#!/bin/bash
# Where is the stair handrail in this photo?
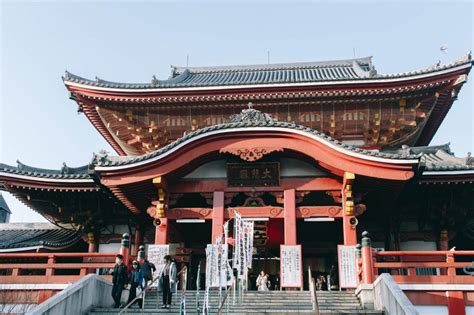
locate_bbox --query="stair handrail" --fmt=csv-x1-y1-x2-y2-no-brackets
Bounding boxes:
308,266,320,315
119,265,187,314
216,277,235,315
179,266,188,314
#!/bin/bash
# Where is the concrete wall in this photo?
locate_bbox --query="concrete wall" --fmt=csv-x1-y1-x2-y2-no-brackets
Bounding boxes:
26,274,127,315
357,273,419,315
373,274,419,315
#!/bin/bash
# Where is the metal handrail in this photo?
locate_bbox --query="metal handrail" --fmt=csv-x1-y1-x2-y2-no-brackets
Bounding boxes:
216,278,234,315
118,273,161,314
119,265,187,314
308,266,320,315
179,266,188,314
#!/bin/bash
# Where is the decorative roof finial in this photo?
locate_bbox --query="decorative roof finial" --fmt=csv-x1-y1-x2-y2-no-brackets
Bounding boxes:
228,105,276,124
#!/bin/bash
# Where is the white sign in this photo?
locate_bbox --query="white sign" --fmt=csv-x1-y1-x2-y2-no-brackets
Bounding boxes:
148,244,169,287
280,245,302,288
206,241,228,288
337,245,357,288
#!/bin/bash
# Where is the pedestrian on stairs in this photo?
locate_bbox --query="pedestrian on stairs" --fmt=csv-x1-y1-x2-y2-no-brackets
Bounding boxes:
111,254,128,308
158,255,177,309
127,260,145,308
141,257,156,287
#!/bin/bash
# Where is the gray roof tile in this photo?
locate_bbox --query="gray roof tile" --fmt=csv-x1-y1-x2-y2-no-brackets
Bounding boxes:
63,54,472,90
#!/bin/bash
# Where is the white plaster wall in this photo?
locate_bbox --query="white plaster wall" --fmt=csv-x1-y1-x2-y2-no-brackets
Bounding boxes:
415,305,448,315
467,306,474,315
98,243,120,253
400,241,437,251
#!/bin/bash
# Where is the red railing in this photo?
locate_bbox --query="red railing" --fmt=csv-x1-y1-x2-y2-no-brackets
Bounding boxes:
0,253,116,284
372,250,474,284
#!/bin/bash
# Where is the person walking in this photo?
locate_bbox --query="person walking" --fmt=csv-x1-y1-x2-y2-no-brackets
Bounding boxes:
111,254,128,308
141,258,156,287
256,270,271,291
158,255,177,309
127,260,145,308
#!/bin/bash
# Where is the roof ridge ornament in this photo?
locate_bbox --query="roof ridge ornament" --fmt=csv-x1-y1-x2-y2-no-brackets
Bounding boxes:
228,103,277,124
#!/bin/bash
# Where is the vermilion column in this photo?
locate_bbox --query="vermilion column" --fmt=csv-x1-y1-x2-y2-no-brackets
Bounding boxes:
155,218,169,244
284,189,297,245
212,191,225,243
133,229,142,256
447,291,466,315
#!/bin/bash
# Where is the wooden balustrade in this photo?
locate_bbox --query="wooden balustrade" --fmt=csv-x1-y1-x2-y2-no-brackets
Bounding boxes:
0,252,116,284
372,250,474,284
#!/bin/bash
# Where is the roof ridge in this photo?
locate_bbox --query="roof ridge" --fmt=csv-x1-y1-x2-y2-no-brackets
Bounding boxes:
171,56,373,74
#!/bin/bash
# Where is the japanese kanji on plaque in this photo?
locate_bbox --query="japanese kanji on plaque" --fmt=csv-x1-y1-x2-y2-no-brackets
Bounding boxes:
227,162,279,187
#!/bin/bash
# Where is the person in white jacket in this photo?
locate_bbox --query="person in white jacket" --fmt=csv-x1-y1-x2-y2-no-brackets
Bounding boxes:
158,255,177,309
256,270,271,291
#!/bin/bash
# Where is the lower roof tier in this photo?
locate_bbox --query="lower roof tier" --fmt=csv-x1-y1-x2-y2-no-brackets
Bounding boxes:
1,108,473,228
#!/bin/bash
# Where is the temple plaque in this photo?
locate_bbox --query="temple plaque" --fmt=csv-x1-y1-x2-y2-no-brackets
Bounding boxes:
227,162,279,187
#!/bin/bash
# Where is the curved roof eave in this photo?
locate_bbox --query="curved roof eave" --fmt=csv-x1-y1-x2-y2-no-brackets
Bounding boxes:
94,124,420,172
63,56,472,94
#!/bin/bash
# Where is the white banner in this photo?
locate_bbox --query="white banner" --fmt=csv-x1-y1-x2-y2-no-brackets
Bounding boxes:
337,245,357,288
243,220,254,269
206,240,228,288
147,244,169,287
280,245,302,288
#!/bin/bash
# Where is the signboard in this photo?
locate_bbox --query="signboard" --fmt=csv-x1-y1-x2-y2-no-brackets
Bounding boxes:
148,244,169,286
206,242,228,288
280,245,302,288
227,162,279,187
337,245,357,288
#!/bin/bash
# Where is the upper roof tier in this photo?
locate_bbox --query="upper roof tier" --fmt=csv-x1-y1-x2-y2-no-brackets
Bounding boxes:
63,54,472,90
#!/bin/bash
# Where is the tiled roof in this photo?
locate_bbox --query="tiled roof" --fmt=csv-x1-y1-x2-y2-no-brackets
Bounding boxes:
0,223,81,252
388,144,474,172
0,193,11,214
63,54,472,90
94,108,421,168
0,161,92,180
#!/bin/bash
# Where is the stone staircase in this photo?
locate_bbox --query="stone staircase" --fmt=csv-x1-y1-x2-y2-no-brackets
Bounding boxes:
89,290,384,314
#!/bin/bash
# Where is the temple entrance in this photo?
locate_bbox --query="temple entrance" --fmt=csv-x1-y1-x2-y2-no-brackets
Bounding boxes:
298,219,342,290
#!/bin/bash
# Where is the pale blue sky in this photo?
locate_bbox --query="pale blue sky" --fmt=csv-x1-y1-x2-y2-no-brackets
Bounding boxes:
1,1,473,222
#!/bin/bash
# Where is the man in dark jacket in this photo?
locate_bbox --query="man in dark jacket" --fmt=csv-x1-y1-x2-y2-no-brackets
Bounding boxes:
111,254,128,308
141,258,156,286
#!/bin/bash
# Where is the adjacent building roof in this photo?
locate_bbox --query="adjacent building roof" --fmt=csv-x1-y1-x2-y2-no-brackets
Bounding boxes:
0,223,81,252
390,143,474,174
0,193,11,214
0,161,92,182
63,54,472,90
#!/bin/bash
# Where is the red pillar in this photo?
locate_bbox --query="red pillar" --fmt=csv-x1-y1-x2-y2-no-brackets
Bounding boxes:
284,189,297,245
155,218,169,244
342,172,357,245
447,291,466,315
86,232,98,274
133,229,142,257
212,191,225,243
439,229,449,275
343,215,357,245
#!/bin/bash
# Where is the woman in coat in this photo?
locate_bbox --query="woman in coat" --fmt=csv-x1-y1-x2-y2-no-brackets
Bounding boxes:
127,260,145,308
158,255,178,309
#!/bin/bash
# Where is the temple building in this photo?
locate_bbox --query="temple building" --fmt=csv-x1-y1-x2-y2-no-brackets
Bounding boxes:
0,54,473,314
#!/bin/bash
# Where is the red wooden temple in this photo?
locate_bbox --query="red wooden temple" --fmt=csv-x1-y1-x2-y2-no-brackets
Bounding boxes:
1,54,474,314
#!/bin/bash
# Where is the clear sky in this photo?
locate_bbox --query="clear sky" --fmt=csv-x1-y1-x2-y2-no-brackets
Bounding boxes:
1,1,473,222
